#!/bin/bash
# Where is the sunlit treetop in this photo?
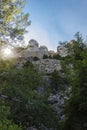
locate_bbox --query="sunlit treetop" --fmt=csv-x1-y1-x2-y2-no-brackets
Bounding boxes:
0,0,31,45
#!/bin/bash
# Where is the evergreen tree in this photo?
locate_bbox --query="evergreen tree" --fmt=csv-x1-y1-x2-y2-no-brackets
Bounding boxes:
0,61,59,129
0,0,30,44
62,33,87,130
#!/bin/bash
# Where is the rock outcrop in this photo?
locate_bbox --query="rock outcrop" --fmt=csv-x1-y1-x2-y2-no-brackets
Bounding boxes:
16,39,75,59
39,45,48,56
32,59,61,74
48,50,55,57
22,39,49,59
57,45,67,57
27,39,39,51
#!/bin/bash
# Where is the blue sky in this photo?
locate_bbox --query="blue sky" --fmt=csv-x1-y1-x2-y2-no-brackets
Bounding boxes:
24,0,87,51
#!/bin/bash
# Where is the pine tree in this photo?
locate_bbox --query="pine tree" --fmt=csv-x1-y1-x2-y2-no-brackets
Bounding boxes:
62,33,87,130
0,0,30,44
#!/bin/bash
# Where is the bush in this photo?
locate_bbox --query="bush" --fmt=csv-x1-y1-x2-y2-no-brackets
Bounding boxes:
0,62,60,129
43,54,49,59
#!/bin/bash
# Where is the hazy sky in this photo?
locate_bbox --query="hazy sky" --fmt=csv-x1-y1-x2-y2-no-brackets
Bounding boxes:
24,0,87,51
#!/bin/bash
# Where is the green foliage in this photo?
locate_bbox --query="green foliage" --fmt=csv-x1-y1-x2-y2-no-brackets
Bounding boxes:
0,0,30,43
0,61,59,129
0,59,16,73
0,100,22,130
62,32,87,130
43,54,49,59
50,70,67,93
53,54,62,60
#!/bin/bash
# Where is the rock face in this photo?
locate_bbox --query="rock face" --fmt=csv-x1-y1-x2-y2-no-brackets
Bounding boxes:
39,45,48,56
48,92,65,113
48,50,55,57
33,59,61,74
27,39,39,51
57,45,67,57
22,39,49,59
17,39,75,59
48,87,70,120
16,58,61,75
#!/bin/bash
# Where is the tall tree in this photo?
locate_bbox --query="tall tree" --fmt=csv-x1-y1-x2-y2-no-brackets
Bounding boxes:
62,33,87,130
0,0,30,44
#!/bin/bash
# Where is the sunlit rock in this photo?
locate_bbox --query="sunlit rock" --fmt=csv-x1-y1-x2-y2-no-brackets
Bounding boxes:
57,45,67,57
48,50,55,57
22,39,49,59
27,39,39,51
39,45,48,57
32,59,61,74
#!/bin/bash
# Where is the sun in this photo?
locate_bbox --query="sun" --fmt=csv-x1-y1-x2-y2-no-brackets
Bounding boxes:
4,48,12,55
0,46,14,59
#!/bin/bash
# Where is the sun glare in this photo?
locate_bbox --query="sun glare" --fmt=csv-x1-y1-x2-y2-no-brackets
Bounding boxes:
0,46,15,59
4,48,12,55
